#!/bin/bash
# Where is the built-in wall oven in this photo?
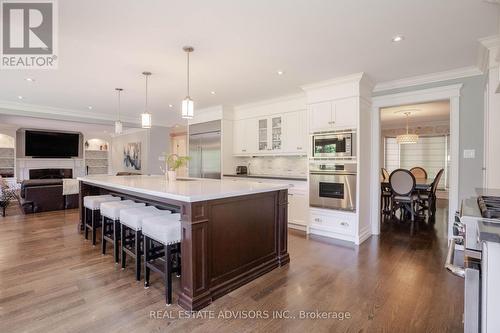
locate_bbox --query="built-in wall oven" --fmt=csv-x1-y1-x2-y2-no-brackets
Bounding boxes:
309,162,356,211
312,130,356,158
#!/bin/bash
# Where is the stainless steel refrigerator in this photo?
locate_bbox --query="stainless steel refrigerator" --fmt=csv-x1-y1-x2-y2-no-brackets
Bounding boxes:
188,120,221,179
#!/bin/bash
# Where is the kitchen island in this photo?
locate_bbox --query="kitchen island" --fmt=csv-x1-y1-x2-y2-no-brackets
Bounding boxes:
78,175,290,311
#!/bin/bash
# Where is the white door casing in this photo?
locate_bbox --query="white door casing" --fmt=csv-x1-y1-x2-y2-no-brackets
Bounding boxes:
370,84,462,239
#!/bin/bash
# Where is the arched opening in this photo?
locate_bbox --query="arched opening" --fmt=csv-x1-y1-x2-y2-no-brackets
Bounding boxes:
0,133,15,178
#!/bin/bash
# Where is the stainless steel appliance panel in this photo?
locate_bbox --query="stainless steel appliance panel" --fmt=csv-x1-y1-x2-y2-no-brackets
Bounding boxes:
309,163,356,211
312,131,356,158
188,121,221,179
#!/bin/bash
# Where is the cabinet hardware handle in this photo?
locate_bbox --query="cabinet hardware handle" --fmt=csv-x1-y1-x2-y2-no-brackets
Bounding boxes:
297,147,302,150
288,193,293,196
341,222,348,227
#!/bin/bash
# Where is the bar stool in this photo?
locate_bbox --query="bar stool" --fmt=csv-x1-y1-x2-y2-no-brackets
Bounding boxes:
142,213,181,305
120,206,171,281
100,200,145,263
83,195,121,245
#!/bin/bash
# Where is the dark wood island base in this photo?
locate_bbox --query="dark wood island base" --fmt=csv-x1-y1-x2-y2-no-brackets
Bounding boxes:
79,181,289,311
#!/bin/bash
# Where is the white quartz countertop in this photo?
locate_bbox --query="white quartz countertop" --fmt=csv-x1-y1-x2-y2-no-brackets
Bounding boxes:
77,175,290,202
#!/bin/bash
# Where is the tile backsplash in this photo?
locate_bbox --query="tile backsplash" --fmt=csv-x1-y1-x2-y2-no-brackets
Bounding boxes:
234,156,307,177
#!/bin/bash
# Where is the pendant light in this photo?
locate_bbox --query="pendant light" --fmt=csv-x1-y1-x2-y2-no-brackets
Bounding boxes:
181,46,194,119
141,71,152,128
396,112,419,144
114,88,123,134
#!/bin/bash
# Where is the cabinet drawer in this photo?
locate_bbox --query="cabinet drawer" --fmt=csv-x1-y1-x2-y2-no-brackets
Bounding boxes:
310,211,354,234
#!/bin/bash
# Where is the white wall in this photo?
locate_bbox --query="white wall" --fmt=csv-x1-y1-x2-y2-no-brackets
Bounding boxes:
110,126,171,175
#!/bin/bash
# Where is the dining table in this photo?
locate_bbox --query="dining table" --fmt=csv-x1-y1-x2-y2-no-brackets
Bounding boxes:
381,177,433,191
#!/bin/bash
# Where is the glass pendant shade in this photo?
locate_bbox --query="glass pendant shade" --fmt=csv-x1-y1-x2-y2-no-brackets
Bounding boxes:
114,120,123,134
141,112,152,128
181,97,194,119
396,112,418,144
396,133,418,144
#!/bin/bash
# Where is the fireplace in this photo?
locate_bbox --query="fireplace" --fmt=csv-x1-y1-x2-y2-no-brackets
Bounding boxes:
29,168,73,179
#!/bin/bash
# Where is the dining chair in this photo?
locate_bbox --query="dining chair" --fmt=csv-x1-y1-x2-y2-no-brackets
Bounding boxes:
418,168,444,218
389,169,418,235
381,168,390,181
410,167,428,180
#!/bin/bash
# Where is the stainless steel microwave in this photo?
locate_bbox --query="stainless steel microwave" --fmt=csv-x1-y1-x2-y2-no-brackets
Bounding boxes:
312,131,355,158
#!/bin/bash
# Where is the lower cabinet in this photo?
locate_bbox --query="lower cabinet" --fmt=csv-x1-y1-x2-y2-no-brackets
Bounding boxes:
287,188,308,231
309,208,356,242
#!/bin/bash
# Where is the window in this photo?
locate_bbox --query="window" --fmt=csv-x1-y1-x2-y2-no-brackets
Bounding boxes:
384,135,449,189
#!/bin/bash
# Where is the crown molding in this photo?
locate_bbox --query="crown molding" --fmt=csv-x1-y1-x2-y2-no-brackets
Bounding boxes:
301,72,365,91
373,67,483,93
234,92,306,111
0,100,171,127
479,35,500,68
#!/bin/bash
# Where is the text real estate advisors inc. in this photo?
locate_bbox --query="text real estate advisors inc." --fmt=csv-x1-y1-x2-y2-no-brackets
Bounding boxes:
149,310,353,320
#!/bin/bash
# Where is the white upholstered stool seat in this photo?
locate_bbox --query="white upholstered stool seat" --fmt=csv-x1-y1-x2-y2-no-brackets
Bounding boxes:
84,195,121,210
142,214,181,245
101,200,145,220
120,206,171,231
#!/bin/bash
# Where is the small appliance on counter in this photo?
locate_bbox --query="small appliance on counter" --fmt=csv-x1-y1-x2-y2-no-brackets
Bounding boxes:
236,166,248,175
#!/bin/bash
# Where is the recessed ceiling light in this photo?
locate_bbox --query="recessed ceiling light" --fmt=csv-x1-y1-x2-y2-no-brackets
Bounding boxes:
210,91,216,95
168,104,173,108
25,78,35,82
87,106,93,110
277,70,284,75
17,96,23,100
392,35,404,42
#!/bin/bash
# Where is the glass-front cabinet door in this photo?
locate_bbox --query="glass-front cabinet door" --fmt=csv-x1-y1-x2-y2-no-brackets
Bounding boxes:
258,119,268,151
257,116,283,153
271,116,282,151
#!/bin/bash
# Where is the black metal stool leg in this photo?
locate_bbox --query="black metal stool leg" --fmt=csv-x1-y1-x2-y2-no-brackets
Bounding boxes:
91,210,97,246
84,208,89,240
144,235,150,288
101,216,107,255
165,244,172,305
135,230,142,281
121,224,126,269
113,220,120,264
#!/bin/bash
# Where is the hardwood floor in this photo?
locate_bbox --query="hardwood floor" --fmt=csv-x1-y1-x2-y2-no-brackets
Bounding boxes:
0,202,463,332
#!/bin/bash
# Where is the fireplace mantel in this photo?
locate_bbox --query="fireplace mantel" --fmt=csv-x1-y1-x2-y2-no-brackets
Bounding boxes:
16,158,85,181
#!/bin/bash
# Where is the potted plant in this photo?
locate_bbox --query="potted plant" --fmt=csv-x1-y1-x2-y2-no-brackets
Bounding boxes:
165,154,190,181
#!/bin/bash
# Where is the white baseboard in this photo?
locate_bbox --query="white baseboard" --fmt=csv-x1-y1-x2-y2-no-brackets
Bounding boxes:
308,223,355,243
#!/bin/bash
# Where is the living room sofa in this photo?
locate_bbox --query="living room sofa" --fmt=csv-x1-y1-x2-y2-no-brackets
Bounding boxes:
19,179,79,214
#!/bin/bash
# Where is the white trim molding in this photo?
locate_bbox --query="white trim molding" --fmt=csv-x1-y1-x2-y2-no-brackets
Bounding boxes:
370,84,462,240
374,67,482,93
0,100,159,127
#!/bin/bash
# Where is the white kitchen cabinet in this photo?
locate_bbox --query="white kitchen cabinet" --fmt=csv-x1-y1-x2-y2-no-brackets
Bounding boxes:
309,207,356,242
309,101,333,132
288,188,308,231
284,110,308,154
308,97,357,133
256,115,283,154
333,97,357,129
233,118,257,155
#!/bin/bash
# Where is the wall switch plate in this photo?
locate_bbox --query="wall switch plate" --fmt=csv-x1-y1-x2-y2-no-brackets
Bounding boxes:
463,149,475,159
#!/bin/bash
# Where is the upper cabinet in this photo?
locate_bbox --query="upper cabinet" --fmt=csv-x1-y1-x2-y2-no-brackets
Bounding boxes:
233,111,307,156
308,97,357,133
284,110,308,154
233,118,257,155
257,115,283,154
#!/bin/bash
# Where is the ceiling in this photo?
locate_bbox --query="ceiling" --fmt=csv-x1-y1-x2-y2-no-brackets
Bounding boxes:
0,0,497,127
380,100,450,127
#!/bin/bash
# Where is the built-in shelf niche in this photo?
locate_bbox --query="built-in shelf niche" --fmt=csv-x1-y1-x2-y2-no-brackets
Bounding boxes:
0,147,15,178
84,139,109,175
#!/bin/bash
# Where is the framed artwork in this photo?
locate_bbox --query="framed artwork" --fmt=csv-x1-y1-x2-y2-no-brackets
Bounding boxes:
123,142,141,170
